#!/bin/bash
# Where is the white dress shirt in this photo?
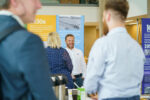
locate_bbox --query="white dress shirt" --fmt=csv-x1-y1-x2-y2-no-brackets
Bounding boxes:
0,10,25,27
66,48,86,77
84,27,145,100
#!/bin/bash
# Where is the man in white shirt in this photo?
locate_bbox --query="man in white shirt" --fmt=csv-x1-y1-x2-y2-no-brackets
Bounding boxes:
84,0,145,100
65,34,86,88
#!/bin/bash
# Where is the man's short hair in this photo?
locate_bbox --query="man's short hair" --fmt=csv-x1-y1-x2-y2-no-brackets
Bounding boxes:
105,0,129,20
65,34,74,40
0,0,10,9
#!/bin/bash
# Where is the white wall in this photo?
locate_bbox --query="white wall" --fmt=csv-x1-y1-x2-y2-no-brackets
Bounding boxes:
37,0,147,22
37,6,98,22
127,0,147,17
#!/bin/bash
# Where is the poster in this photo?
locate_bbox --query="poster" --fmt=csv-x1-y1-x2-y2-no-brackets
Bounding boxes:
27,15,56,42
142,18,150,94
56,15,85,53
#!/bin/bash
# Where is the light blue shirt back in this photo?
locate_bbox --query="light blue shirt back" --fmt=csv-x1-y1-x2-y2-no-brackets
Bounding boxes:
84,27,145,100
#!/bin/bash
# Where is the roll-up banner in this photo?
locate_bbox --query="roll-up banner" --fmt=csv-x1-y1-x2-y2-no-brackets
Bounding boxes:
142,18,150,94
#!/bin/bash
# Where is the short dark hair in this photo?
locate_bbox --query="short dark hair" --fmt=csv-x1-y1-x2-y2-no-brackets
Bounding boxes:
65,34,74,40
105,0,129,20
0,0,10,9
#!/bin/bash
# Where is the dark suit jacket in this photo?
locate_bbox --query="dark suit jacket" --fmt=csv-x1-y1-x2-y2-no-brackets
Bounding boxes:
0,15,57,100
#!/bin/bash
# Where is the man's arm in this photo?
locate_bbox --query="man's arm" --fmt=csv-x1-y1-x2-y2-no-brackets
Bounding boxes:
16,33,57,100
84,38,107,94
63,49,73,73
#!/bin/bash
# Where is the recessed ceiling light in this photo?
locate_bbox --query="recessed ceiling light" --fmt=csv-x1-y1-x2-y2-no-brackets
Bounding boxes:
125,20,134,23
128,23,137,25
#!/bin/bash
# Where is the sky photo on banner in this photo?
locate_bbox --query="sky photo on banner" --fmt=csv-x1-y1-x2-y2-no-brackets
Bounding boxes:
56,15,84,53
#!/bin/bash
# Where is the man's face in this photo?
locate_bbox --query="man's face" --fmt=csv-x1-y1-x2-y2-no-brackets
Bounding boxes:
65,36,74,49
18,0,41,24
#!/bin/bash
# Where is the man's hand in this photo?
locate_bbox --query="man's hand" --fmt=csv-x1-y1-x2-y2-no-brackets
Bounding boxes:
91,95,98,100
71,74,75,79
82,77,84,80
88,93,98,100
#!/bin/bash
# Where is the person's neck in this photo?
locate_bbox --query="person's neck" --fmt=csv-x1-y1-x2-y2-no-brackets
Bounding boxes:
6,9,25,27
108,22,125,32
67,47,74,50
8,8,25,23
8,9,17,16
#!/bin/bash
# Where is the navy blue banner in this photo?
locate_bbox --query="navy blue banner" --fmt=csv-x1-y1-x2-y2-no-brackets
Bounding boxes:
142,18,150,94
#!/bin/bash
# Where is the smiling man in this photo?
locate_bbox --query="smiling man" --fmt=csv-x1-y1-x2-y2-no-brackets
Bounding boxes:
65,34,86,88
0,0,57,100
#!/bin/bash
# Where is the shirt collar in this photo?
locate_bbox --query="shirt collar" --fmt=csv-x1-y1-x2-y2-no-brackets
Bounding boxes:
107,27,127,36
66,47,75,51
0,10,25,27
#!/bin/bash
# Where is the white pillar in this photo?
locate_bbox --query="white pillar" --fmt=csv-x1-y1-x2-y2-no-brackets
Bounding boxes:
99,0,105,37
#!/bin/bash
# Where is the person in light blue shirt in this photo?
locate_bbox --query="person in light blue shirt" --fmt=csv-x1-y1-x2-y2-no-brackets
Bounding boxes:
84,0,145,100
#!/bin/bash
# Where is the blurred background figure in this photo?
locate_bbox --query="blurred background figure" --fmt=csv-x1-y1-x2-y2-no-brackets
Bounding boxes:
46,32,74,89
0,0,57,100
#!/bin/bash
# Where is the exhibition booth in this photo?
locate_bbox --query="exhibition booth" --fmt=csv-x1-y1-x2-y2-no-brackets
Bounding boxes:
25,0,150,99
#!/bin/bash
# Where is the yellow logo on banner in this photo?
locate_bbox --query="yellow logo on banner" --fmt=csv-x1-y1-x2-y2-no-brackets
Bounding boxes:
27,15,56,41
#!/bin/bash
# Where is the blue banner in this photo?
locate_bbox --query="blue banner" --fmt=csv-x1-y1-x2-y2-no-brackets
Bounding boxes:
56,15,84,53
142,18,150,94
